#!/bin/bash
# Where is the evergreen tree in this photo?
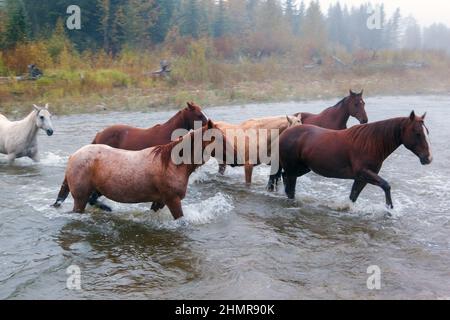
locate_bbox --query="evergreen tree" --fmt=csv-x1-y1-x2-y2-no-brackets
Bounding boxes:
302,1,327,53
180,0,201,38
3,0,29,48
385,8,401,49
293,0,305,36
213,0,227,38
284,0,296,33
403,16,421,50
149,0,177,44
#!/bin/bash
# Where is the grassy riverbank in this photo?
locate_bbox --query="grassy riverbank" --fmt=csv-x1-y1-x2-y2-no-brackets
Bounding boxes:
1,48,450,117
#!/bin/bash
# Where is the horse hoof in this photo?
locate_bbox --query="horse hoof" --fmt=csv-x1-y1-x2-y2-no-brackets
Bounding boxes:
52,201,61,208
99,205,112,212
94,203,112,212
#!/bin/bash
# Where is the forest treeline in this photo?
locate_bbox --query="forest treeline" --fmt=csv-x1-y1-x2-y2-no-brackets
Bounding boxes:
1,1,450,62
1,0,450,115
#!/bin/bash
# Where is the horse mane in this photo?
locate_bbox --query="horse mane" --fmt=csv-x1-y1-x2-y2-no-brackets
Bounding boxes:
346,117,406,158
333,96,347,107
151,130,194,168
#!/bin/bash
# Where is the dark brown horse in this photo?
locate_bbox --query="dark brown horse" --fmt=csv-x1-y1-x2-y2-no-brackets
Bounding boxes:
267,90,368,191
52,120,228,219
52,102,209,210
295,90,368,129
92,101,209,149
279,111,432,208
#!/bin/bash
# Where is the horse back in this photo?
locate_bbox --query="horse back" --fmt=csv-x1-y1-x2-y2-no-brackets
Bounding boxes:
93,124,169,150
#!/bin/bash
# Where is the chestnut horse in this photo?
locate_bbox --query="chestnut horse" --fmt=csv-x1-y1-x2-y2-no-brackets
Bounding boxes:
92,101,209,150
52,120,227,219
294,90,368,129
267,90,368,191
215,115,301,184
279,112,432,208
52,102,208,210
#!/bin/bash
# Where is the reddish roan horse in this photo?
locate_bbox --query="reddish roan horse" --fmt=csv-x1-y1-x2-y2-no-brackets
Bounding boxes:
267,90,368,191
279,111,432,208
53,102,208,210
52,120,228,219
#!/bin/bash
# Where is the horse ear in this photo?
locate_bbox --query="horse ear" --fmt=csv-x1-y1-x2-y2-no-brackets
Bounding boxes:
359,89,364,96
421,112,427,120
44,103,49,109
186,102,195,110
286,115,293,125
33,104,41,112
409,111,416,121
207,119,214,129
349,89,355,96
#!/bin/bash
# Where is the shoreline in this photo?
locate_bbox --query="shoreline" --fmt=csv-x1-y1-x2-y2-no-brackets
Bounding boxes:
1,73,450,117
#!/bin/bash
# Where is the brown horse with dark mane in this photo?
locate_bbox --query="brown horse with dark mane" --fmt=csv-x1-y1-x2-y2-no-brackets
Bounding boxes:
295,90,368,129
279,111,432,208
52,120,228,219
92,101,208,149
267,90,368,191
52,102,209,210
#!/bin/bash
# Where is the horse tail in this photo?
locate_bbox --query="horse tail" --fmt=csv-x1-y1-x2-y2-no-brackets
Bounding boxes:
52,177,70,208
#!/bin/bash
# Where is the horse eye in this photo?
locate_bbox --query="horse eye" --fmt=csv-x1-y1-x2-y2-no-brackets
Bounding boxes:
40,116,44,120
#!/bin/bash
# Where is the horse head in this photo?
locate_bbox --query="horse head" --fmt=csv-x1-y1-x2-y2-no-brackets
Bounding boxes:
346,90,368,124
33,104,54,136
402,111,432,165
182,102,209,130
286,115,302,127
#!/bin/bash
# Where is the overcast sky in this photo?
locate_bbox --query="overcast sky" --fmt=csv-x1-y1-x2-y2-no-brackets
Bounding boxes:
314,0,450,27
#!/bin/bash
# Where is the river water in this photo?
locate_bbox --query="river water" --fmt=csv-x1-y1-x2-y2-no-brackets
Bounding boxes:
0,96,449,299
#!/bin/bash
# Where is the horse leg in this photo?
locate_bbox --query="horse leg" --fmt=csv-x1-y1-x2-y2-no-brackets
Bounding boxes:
7,153,16,165
151,202,166,212
244,163,254,185
29,145,40,162
283,174,298,199
349,180,368,203
165,197,184,220
358,169,393,208
218,164,226,175
71,184,94,213
283,167,310,199
267,166,282,192
88,191,112,212
73,197,89,213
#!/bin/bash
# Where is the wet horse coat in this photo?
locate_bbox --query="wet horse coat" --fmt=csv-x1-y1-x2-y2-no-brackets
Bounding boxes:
215,115,301,184
92,102,209,149
53,120,227,219
294,90,368,129
53,102,209,210
267,90,368,190
0,104,54,164
279,112,432,208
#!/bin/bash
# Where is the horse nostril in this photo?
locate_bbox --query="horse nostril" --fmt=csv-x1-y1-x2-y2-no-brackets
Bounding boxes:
47,129,54,136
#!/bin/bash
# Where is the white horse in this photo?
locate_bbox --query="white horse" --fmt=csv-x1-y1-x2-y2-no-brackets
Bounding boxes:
0,104,54,164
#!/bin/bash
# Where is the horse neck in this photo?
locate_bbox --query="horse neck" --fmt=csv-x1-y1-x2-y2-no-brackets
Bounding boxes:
19,111,39,143
158,129,209,175
321,99,350,129
164,111,188,131
352,118,404,161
